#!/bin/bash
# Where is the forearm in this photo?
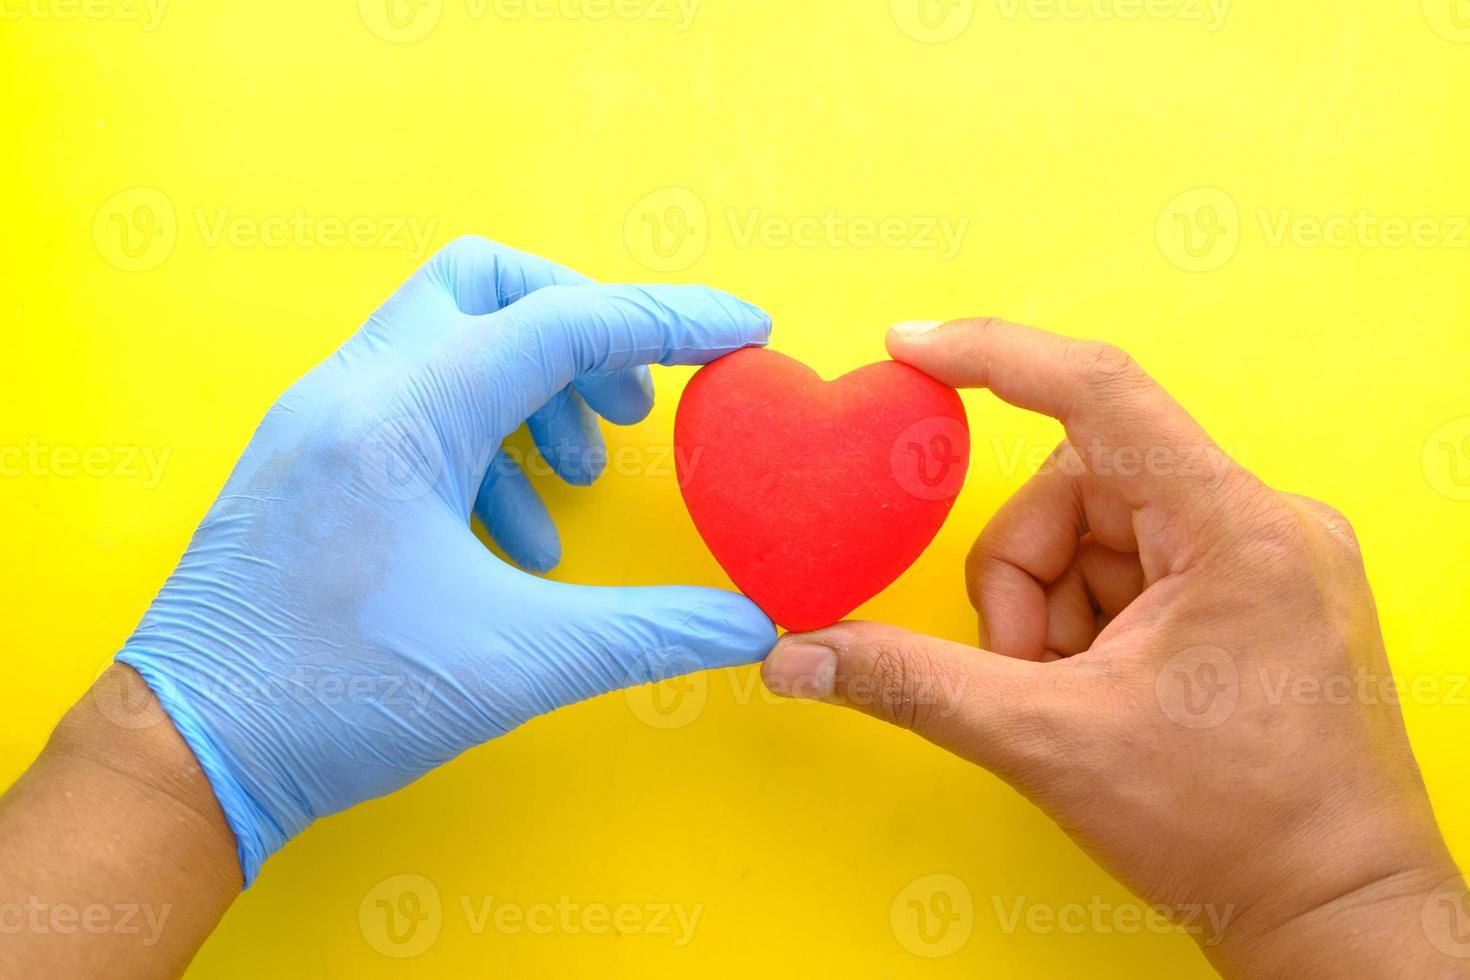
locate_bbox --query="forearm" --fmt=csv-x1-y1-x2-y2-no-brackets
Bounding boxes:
0,665,241,979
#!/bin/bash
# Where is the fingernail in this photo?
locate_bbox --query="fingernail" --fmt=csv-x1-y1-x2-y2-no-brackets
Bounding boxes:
763,641,837,700
891,320,942,336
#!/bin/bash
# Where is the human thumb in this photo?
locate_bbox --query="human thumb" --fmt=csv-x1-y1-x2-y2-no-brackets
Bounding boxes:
761,621,1063,774
516,579,777,711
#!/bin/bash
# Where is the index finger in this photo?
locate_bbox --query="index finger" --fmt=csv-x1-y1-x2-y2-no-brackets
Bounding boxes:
467,283,771,442
886,318,1236,510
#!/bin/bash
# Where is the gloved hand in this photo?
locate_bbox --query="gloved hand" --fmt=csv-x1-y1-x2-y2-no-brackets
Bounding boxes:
117,236,776,886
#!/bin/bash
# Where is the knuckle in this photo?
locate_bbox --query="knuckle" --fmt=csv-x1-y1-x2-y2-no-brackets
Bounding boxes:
964,547,1009,611
1076,340,1142,390
442,233,497,257
520,282,576,310
955,315,1009,335
963,537,988,583
863,640,928,730
1227,497,1318,576
1292,495,1363,557
1327,515,1362,556
956,316,1021,354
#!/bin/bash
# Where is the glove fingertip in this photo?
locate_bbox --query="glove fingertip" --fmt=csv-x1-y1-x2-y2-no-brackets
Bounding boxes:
623,283,772,360
513,536,562,575
698,287,772,347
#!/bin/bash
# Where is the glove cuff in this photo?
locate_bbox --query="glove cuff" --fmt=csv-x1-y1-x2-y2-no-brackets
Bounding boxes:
115,649,285,887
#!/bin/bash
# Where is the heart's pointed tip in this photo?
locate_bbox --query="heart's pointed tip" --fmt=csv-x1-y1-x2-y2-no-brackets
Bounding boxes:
776,617,842,635
761,600,856,636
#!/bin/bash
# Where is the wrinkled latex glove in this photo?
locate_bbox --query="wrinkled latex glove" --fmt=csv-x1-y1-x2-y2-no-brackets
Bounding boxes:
117,237,776,885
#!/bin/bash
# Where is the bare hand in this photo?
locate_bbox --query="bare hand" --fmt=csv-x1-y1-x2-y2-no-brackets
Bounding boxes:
762,317,1465,978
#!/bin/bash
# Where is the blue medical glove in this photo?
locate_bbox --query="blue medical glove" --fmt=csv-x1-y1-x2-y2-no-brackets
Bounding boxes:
116,236,776,885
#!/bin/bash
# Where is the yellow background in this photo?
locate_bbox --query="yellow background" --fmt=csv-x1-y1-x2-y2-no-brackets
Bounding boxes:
4,0,1469,976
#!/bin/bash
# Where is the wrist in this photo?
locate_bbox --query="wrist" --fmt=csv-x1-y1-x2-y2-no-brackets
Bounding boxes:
1207,865,1468,979
47,665,242,893
0,665,241,978
113,643,297,886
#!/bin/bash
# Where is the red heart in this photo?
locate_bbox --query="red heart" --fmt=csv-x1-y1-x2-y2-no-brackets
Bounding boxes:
674,348,970,632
